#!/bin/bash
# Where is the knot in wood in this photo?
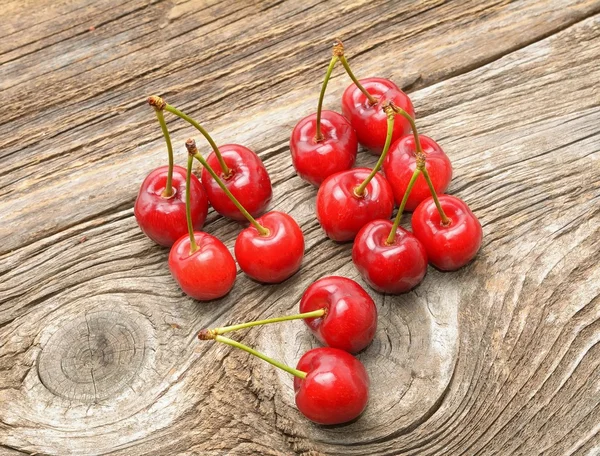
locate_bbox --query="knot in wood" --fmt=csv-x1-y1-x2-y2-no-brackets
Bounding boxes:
37,310,149,403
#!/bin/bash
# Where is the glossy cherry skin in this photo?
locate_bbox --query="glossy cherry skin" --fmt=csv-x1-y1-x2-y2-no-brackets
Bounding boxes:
134,165,209,247
353,220,428,294
294,347,369,425
383,135,453,211
341,78,414,155
300,276,377,353
316,168,394,242
412,195,483,271
234,211,304,283
169,232,237,300
290,110,358,186
201,144,272,221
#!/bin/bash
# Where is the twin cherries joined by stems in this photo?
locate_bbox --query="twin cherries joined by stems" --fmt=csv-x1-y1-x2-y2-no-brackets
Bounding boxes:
198,276,376,425
134,96,272,247
134,96,304,300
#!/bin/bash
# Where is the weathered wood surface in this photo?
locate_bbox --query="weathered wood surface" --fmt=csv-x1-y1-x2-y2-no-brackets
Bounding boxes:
1,0,599,454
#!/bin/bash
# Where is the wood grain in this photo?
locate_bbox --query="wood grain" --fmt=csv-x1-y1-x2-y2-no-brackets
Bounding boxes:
1,1,599,455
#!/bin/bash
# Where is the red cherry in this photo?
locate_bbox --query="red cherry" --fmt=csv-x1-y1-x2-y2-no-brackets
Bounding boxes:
341,78,414,154
316,168,394,242
235,211,304,283
134,165,208,247
412,195,482,271
169,231,236,300
294,347,369,425
299,276,377,353
290,110,358,186
352,220,428,294
383,135,452,211
201,144,272,221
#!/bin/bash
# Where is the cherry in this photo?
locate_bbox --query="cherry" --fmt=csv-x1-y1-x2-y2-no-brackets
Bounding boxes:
412,194,482,271
316,103,400,242
134,165,208,247
290,42,357,186
235,211,304,283
187,139,305,283
353,220,427,293
198,330,369,425
290,111,357,186
294,347,369,425
148,96,272,221
341,76,414,155
135,99,208,246
299,276,377,353
201,144,272,220
383,135,452,211
168,154,236,300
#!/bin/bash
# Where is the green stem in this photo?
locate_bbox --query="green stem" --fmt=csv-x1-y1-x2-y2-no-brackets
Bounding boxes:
185,140,269,235
213,335,307,380
392,106,422,155
185,154,198,253
354,112,395,197
421,167,450,225
315,55,339,141
212,309,326,335
339,55,377,105
164,104,231,177
154,109,175,198
386,168,421,245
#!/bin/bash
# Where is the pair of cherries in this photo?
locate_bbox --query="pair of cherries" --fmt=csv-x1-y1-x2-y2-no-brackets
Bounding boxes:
290,41,482,294
134,96,304,300
199,276,376,425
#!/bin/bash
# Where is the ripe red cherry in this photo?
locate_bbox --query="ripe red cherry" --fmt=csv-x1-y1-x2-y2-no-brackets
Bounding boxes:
235,211,304,283
169,231,236,300
290,110,358,186
341,78,414,154
201,144,272,221
353,220,428,294
412,195,482,271
383,135,452,211
299,276,377,353
134,165,208,247
316,168,394,242
294,347,369,425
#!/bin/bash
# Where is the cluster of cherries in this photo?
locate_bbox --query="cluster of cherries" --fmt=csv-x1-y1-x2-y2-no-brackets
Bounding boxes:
134,95,304,299
133,39,482,426
291,40,482,293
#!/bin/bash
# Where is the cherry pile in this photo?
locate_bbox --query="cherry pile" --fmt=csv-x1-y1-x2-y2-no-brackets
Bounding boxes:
134,39,482,426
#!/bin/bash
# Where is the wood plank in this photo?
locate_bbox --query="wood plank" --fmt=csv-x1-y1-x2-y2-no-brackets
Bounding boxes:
1,0,599,254
1,1,599,455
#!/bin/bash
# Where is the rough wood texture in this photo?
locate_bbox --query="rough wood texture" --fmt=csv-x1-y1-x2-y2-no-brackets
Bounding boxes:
1,1,599,455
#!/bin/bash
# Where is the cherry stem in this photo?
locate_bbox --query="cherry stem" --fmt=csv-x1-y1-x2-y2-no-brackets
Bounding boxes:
390,103,450,225
354,109,395,197
201,334,307,380
185,139,270,236
185,154,198,254
386,167,421,245
149,105,175,198
339,55,377,105
155,98,231,177
315,55,339,141
202,309,326,337
421,167,450,225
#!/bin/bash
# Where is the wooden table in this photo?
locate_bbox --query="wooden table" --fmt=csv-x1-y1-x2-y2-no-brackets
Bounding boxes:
1,1,599,455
